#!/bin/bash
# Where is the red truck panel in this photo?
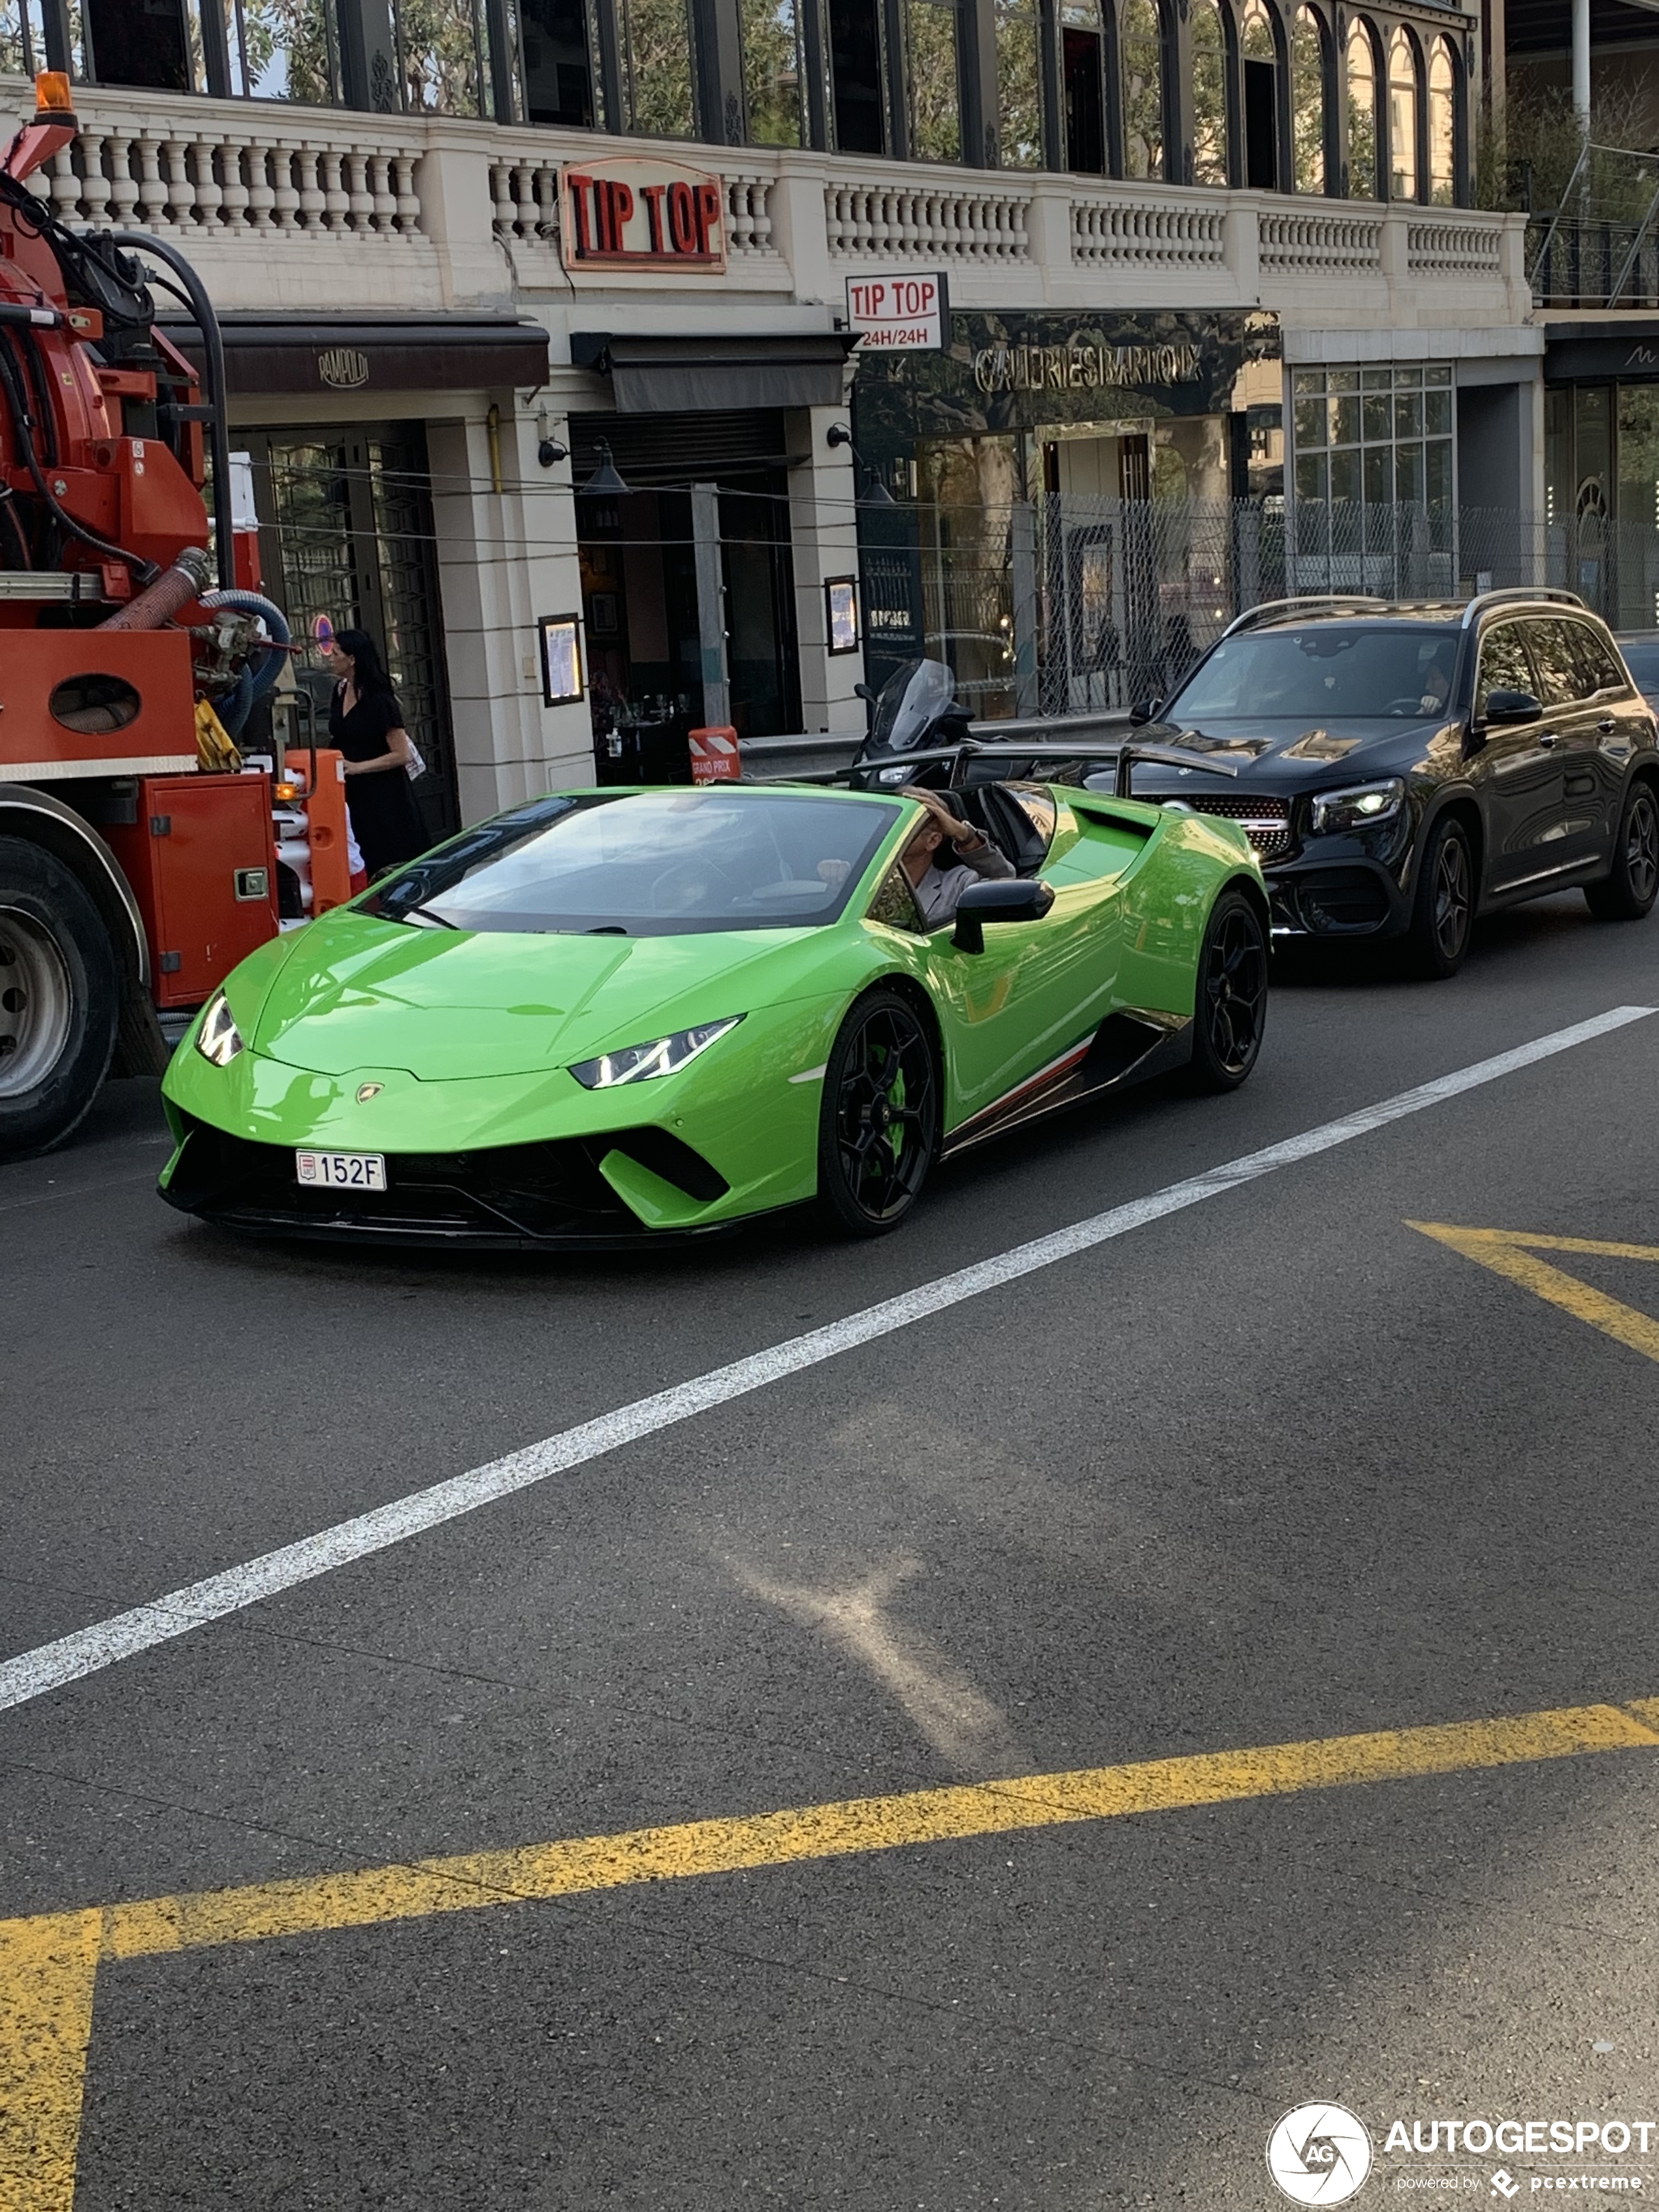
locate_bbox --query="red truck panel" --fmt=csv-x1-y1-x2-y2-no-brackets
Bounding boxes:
0,628,198,781
104,774,280,1008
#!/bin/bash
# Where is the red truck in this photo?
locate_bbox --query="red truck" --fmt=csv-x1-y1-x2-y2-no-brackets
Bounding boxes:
0,71,346,1159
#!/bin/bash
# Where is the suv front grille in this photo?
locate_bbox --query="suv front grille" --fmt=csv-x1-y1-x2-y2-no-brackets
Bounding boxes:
1187,795,1294,863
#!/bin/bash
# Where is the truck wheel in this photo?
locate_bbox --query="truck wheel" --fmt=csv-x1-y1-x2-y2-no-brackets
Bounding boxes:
0,835,120,1157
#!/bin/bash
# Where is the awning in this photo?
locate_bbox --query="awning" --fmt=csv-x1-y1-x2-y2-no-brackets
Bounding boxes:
571,332,857,413
159,315,551,398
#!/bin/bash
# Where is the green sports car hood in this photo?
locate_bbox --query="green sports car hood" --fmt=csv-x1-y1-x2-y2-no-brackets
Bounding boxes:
250,911,827,1080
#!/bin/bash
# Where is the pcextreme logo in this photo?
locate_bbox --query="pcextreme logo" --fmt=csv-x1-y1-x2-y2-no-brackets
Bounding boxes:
1268,2104,1376,2204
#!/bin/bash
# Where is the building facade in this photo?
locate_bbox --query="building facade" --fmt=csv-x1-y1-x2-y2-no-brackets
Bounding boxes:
8,0,1539,822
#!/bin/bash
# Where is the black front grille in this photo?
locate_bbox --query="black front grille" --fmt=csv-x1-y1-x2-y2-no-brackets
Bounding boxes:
165,1117,729,1245
1187,795,1295,863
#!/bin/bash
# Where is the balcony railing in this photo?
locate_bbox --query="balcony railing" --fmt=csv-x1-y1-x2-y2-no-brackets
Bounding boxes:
1529,216,1659,312
18,78,1528,329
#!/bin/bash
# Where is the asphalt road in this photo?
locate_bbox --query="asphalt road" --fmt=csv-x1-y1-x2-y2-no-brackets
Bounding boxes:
7,891,1659,2210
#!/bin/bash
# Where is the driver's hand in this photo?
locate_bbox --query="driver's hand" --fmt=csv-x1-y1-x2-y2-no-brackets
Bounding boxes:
817,858,850,887
901,787,976,846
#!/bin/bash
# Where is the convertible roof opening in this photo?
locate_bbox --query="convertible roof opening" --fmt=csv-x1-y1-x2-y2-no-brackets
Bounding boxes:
362,788,904,938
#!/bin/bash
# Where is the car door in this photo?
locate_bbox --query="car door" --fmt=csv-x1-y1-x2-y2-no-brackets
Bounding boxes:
1526,617,1609,873
909,795,1122,1126
1469,618,1566,894
1568,618,1652,855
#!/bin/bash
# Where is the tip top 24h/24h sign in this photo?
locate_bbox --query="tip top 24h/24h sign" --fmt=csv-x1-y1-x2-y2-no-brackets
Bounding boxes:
845,274,948,351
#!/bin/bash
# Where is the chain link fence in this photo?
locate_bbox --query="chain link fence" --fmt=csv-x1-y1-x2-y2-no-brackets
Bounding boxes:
861,496,1659,724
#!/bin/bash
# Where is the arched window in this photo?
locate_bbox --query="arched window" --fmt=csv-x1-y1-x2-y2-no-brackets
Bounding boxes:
1291,6,1325,193
1120,0,1164,179
1191,0,1227,184
1240,0,1279,189
1427,37,1456,203
1388,26,1419,200
1345,21,1377,199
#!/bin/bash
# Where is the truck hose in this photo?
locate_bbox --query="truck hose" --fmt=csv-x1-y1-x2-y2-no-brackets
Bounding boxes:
200,587,291,738
95,545,212,631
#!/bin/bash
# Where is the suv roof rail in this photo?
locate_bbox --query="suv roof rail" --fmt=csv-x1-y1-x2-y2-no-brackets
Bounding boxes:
1223,595,1391,637
1460,586,1587,629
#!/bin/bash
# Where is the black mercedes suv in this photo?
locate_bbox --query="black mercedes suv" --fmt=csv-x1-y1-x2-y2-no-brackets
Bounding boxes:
1103,590,1659,976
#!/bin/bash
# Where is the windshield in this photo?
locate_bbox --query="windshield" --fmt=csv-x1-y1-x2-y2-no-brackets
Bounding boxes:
362,789,901,937
1167,626,1461,721
865,659,958,754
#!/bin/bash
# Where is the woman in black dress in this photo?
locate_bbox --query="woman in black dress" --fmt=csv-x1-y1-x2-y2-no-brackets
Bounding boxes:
323,629,429,878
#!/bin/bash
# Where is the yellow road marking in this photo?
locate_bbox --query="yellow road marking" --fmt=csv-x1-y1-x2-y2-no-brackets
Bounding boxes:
1408,1223,1659,1365
7,1700,1659,2210
0,1912,99,2212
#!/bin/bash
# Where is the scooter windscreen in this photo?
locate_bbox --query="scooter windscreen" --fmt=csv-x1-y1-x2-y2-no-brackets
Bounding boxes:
856,659,961,761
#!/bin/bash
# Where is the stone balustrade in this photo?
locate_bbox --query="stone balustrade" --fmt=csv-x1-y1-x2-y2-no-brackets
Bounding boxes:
10,75,1527,331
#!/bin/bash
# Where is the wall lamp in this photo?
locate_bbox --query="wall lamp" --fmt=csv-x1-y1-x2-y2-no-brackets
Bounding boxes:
826,421,894,506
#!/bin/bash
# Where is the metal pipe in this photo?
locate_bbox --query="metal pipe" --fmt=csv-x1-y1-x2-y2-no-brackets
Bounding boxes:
102,228,235,594
1572,0,1590,131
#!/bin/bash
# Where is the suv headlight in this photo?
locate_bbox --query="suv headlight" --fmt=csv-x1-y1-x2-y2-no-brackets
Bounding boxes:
570,1016,743,1089
195,989,244,1068
1308,778,1406,837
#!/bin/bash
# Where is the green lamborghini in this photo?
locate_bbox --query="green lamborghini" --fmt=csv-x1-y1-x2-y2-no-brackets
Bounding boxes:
159,778,1268,1244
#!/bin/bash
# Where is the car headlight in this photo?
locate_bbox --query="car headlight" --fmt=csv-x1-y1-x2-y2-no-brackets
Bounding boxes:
1308,778,1407,836
569,1016,743,1089
195,989,244,1068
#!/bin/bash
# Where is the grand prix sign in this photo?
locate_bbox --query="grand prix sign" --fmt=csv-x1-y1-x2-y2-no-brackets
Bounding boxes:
560,157,726,275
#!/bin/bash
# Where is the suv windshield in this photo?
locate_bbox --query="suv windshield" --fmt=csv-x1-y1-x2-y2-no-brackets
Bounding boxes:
1168,626,1460,720
362,789,901,937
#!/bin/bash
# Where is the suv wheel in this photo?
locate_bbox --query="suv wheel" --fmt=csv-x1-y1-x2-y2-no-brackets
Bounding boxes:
1404,814,1474,979
1585,780,1659,922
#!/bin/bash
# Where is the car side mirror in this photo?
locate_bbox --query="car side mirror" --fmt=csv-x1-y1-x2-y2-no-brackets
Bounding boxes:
952,876,1055,955
1483,687,1543,727
1128,697,1162,727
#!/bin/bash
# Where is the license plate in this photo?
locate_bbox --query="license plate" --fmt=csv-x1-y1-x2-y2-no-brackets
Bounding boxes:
296,1150,387,1191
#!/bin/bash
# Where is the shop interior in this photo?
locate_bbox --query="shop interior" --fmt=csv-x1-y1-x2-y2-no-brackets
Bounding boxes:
574,418,801,778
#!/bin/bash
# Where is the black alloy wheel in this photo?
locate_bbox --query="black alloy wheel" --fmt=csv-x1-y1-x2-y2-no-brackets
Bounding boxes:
817,987,940,1235
1404,814,1474,979
1187,890,1268,1093
1586,780,1659,922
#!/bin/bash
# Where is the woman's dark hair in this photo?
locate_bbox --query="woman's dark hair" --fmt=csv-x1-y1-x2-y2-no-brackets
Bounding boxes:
334,628,395,698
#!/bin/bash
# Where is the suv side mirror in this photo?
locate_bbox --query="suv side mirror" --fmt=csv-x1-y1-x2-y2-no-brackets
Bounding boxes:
1128,697,1163,727
1483,686,1543,727
952,876,1055,954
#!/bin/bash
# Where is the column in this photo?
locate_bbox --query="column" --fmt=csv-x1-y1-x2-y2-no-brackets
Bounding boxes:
427,404,592,826
786,401,865,735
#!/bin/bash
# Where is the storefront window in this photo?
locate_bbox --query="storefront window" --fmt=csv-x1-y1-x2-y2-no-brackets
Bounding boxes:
0,0,57,78
744,0,805,144
1119,0,1163,180
1191,0,1227,187
996,0,1042,166
1291,6,1325,195
1291,363,1455,593
86,0,207,90
1387,27,1418,201
1061,0,1104,173
1346,23,1377,200
908,0,961,161
1427,37,1455,205
621,0,698,133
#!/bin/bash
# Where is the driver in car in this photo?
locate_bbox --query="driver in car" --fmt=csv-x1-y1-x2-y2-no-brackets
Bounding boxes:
899,787,1014,925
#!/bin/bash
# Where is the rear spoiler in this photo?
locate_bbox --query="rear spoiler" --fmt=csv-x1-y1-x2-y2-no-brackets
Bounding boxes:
788,738,1241,799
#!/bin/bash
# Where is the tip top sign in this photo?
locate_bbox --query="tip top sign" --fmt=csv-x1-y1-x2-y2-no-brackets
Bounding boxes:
846,274,948,352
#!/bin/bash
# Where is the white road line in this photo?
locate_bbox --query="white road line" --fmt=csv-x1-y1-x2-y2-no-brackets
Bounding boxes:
2,1002,1651,1718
